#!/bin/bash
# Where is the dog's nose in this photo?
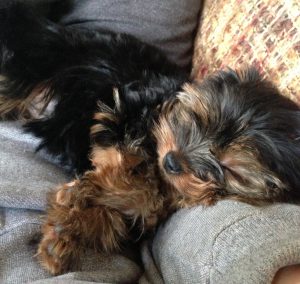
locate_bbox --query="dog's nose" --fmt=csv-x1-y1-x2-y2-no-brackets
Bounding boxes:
163,152,183,174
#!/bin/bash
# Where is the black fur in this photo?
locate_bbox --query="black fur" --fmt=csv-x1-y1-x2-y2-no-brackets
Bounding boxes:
0,3,187,173
1,3,300,205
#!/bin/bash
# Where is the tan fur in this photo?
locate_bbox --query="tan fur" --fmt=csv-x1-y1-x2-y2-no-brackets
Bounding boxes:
90,112,119,136
37,147,166,274
154,82,288,207
153,117,177,160
178,83,210,126
37,78,290,275
91,146,122,170
0,80,50,120
219,144,285,201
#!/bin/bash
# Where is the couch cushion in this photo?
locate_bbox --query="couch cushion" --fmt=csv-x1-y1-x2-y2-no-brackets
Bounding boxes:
192,0,300,104
153,200,300,284
60,0,202,69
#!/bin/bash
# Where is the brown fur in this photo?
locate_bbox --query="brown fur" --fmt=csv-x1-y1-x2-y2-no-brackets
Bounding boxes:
0,79,51,120
153,76,298,206
178,83,210,126
33,69,300,274
37,147,166,274
154,94,279,207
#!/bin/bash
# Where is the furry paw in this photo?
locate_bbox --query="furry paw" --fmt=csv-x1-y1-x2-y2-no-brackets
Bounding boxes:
37,223,81,275
55,180,79,207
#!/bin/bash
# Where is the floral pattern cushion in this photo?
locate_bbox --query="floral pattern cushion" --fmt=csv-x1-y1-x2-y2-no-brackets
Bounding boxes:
192,0,300,104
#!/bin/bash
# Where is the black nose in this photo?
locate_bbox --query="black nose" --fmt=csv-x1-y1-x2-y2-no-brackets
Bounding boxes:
163,152,183,174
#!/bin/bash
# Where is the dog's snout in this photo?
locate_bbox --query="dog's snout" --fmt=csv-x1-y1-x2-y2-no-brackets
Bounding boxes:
163,152,182,174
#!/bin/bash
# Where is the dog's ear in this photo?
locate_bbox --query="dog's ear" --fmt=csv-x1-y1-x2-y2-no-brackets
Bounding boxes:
235,67,261,83
255,130,300,202
213,66,261,86
218,143,288,203
219,102,300,203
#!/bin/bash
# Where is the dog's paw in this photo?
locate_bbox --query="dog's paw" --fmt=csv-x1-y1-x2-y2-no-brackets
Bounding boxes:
55,180,80,207
36,224,66,275
37,223,80,275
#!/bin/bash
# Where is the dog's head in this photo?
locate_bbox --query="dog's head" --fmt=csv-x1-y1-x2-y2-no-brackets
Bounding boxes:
154,68,300,206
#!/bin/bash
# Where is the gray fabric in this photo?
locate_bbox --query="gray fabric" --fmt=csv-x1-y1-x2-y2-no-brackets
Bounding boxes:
0,121,68,210
60,0,202,68
0,122,143,284
0,208,142,284
1,122,300,284
153,201,300,284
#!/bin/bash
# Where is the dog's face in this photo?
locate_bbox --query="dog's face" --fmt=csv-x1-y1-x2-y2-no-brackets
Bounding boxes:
154,69,300,206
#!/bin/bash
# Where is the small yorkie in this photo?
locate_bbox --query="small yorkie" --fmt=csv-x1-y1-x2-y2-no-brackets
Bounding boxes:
1,2,300,275
154,71,300,206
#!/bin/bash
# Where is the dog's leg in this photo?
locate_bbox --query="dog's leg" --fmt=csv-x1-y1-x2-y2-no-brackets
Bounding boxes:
37,171,164,274
37,179,129,274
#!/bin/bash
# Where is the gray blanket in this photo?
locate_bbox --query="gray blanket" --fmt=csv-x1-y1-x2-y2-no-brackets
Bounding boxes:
1,122,300,284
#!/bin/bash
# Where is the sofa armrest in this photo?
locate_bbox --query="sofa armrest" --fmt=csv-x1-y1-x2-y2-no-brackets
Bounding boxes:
152,200,300,283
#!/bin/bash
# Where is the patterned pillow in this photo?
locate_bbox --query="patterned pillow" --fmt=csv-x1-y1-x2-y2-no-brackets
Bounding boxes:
192,0,300,104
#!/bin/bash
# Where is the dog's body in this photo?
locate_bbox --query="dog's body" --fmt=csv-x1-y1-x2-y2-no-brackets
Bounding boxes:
0,3,187,273
0,3,187,173
1,2,300,275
